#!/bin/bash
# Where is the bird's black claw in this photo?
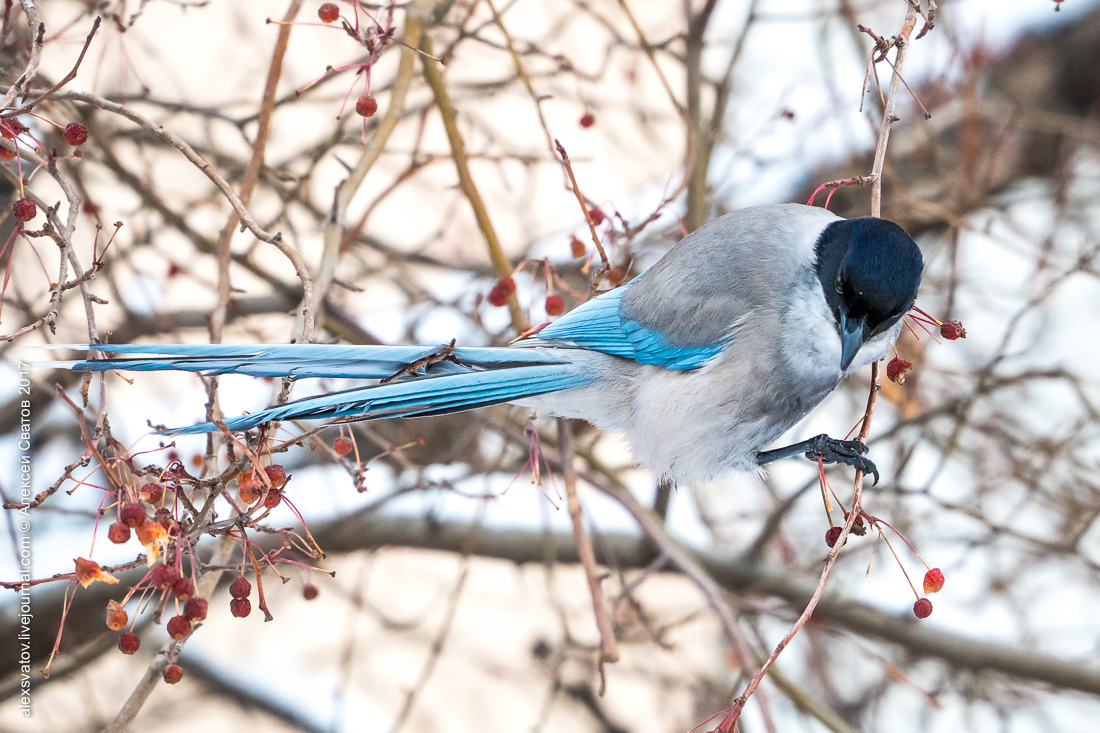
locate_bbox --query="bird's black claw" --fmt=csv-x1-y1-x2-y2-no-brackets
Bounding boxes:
803,434,879,486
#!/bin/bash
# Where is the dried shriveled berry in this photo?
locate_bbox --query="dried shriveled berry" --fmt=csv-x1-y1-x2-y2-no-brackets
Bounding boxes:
923,568,945,594
230,597,252,618
139,482,164,504
886,357,913,384
106,600,128,631
151,562,179,590
120,502,146,528
318,2,340,23
136,520,167,546
173,577,195,601
589,208,606,226
263,488,283,509
569,235,586,258
184,597,208,621
63,122,88,146
579,112,595,128
230,576,251,599
303,584,319,600
108,522,131,544
1,120,26,139
118,631,140,655
166,614,192,640
825,526,843,547
940,320,966,340
333,436,353,457
913,597,933,619
238,478,262,504
264,464,287,486
355,95,379,117
545,295,564,316
163,664,183,684
13,197,36,222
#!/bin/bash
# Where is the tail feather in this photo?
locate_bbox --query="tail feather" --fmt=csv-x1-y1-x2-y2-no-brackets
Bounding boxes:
163,364,591,435
35,343,565,379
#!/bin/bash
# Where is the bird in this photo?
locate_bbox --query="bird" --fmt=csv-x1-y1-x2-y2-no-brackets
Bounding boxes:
46,203,923,485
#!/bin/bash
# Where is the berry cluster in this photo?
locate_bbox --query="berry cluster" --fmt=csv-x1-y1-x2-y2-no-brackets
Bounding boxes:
2,116,90,225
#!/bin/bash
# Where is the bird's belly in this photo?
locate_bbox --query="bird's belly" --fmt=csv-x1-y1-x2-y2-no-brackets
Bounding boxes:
519,352,838,484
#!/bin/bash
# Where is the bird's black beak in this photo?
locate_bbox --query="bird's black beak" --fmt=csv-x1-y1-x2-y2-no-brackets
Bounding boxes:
839,312,868,371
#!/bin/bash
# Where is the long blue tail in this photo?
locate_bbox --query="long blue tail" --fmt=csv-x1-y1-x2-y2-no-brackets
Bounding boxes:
39,343,592,435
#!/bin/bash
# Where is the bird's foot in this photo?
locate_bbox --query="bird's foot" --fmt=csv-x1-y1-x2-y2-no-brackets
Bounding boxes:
803,434,879,485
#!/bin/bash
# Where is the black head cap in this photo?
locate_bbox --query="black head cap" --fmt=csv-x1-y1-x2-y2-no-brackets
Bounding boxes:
814,218,923,369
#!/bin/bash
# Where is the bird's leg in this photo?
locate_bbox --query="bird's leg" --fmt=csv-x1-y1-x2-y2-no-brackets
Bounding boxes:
754,434,879,485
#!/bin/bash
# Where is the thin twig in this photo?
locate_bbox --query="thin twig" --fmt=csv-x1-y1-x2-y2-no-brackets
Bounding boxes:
558,417,620,688
419,34,526,333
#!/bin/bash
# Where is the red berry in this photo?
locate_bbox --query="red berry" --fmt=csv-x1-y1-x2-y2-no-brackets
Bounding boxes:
333,436,353,457
1,120,26,139
163,664,183,684
886,357,913,384
139,482,164,504
108,522,131,544
923,568,945,594
120,502,146,528
229,576,251,599
607,267,625,285
913,597,933,619
166,614,192,640
579,112,595,128
151,563,179,590
545,295,564,316
0,145,14,160
263,488,282,509
318,2,340,23
303,584,319,600
238,478,262,504
82,200,99,216
486,277,516,307
184,597,208,621
825,526,843,547
355,95,378,117
118,631,140,655
173,577,195,601
12,197,36,222
230,597,252,618
63,122,88,146
940,320,966,340
589,208,605,226
264,464,287,486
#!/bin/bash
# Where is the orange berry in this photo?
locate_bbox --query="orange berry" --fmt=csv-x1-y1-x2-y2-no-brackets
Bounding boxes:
923,568,945,594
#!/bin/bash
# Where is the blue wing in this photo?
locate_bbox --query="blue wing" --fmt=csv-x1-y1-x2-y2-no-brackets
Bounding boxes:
163,364,591,435
532,285,727,370
42,343,566,379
